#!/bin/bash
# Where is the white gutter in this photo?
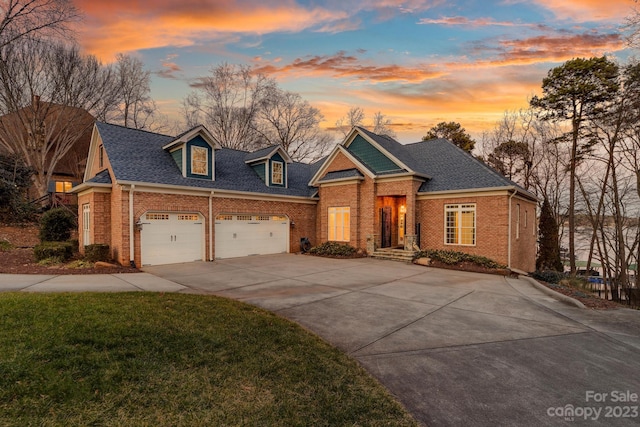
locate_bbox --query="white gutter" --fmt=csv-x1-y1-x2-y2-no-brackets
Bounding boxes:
209,191,214,261
114,180,316,203
129,184,135,267
507,189,517,269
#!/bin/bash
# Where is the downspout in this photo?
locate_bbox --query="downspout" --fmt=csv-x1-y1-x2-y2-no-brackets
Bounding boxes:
129,184,136,268
507,189,517,269
209,191,214,261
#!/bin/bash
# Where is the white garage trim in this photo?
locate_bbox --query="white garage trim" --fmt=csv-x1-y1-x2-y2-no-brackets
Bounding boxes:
215,213,289,259
140,211,204,266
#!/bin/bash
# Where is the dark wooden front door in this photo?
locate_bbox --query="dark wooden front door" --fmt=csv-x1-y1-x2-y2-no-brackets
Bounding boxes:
380,206,392,248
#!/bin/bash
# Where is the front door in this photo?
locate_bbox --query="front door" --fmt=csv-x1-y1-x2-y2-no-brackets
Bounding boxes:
380,206,392,248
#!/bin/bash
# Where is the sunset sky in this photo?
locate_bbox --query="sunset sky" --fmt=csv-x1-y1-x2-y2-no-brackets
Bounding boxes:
74,0,635,143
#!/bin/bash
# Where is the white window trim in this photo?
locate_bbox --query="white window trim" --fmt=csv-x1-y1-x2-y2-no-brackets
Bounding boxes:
444,204,476,246
191,146,208,176
271,160,284,185
82,204,90,247
328,206,350,242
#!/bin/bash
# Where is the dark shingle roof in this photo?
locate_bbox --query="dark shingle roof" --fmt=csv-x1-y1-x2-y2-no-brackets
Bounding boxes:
94,122,533,199
404,138,532,195
86,169,111,184
244,145,280,163
318,168,364,182
95,122,316,197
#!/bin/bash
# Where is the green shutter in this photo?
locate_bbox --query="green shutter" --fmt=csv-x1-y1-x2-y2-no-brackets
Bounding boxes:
171,148,183,173
252,163,266,182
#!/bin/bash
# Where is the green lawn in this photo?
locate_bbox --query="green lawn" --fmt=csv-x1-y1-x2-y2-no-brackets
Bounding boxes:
0,292,417,426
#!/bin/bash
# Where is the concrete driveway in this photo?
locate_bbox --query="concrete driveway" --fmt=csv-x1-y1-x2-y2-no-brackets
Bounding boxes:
144,254,640,426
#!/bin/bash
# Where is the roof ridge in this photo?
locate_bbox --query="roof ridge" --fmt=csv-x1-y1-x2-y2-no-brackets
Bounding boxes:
97,121,174,138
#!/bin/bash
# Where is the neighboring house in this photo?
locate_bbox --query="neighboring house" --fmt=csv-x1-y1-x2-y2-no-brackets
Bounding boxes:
74,122,537,271
0,96,94,206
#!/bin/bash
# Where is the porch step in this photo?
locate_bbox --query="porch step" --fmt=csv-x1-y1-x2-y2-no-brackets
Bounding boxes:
370,248,417,263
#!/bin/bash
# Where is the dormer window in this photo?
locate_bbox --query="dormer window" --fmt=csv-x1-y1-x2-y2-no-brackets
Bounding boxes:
272,161,283,185
163,125,219,181
245,144,291,188
191,146,208,175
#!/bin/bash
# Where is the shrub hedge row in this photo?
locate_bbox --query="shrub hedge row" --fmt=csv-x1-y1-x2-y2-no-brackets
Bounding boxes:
414,249,507,270
309,242,358,257
34,241,74,262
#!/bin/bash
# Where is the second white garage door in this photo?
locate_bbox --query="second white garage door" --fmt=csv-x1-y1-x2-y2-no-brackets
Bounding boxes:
215,214,289,259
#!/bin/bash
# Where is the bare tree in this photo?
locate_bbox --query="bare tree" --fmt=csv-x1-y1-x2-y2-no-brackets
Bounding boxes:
110,53,160,130
372,111,396,137
255,88,334,163
0,0,80,48
183,63,275,150
335,106,365,137
482,108,569,251
626,0,640,48
0,38,119,197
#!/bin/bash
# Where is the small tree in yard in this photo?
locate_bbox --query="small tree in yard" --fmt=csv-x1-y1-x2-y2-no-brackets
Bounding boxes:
0,153,34,222
39,207,75,242
536,198,563,272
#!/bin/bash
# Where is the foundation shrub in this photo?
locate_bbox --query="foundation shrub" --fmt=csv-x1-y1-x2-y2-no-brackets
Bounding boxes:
309,242,358,257
415,249,506,269
84,244,110,262
33,241,74,262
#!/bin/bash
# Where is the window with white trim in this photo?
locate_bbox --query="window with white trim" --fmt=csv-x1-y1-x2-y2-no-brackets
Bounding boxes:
445,204,476,246
272,161,283,185
191,146,208,175
328,207,350,242
82,204,90,247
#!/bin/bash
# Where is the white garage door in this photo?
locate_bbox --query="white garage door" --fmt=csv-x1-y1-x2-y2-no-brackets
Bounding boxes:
215,214,289,259
141,212,203,266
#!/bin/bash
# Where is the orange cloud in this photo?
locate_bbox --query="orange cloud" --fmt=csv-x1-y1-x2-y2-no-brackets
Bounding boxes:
467,32,626,68
418,16,546,28
73,0,348,59
309,63,543,142
253,51,446,83
531,0,633,21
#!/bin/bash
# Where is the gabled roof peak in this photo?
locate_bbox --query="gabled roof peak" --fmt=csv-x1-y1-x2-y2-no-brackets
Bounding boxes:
162,124,221,151
244,144,292,164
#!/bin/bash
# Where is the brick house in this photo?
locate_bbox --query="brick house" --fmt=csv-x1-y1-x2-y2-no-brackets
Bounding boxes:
74,122,537,271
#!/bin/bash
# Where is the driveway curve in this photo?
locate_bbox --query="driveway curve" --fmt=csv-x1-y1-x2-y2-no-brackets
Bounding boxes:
145,254,640,426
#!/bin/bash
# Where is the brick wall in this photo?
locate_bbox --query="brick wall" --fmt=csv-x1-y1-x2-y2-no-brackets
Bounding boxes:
416,193,536,272
77,190,111,253
318,151,373,249
317,152,427,251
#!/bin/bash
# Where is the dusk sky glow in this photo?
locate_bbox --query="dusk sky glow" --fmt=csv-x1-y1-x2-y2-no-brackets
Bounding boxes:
73,0,636,143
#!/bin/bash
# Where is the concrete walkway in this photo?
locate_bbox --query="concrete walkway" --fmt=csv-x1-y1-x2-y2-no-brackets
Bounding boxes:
2,253,640,426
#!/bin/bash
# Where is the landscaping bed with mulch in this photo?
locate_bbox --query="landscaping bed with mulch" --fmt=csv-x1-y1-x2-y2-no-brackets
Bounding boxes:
536,280,625,310
418,258,516,277
0,224,138,275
